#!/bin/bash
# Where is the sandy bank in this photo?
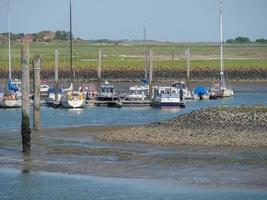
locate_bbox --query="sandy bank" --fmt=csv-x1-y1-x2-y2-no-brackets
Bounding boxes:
100,105,267,148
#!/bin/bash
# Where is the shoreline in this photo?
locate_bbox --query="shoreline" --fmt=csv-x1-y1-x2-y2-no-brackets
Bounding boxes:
0,106,267,187
100,105,267,148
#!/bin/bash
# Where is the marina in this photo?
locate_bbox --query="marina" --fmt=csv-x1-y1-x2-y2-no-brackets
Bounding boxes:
0,0,266,199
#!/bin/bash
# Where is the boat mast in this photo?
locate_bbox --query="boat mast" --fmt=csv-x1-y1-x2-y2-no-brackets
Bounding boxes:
219,0,224,88
143,22,147,80
70,0,73,82
8,0,11,80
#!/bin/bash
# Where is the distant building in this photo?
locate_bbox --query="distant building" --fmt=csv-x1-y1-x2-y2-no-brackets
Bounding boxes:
23,34,33,42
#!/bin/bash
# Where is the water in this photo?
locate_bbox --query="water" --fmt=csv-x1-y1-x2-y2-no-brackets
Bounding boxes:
0,82,267,130
0,82,267,200
1,168,266,200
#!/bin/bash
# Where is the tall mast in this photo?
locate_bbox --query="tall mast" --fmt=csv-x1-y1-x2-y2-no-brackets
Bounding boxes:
143,22,147,80
70,0,73,82
219,0,224,87
8,0,11,80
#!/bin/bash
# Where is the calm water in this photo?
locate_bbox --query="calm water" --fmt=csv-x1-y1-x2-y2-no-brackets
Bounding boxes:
0,82,267,130
0,82,267,200
1,168,267,200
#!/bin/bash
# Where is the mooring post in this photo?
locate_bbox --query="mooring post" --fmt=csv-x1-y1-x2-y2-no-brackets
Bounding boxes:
21,39,31,153
186,48,191,90
149,49,153,100
54,49,59,102
97,48,102,88
33,55,41,130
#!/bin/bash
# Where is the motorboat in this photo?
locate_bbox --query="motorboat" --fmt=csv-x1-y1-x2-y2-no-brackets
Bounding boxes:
151,86,185,109
192,86,209,100
172,81,193,100
124,85,149,101
40,83,49,98
96,81,119,101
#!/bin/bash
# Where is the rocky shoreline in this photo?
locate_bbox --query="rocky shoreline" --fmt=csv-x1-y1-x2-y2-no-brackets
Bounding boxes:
100,105,267,148
0,68,267,81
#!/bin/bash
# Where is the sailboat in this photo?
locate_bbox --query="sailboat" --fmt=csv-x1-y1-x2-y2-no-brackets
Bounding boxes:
60,0,84,108
0,0,22,108
125,23,149,102
210,0,234,98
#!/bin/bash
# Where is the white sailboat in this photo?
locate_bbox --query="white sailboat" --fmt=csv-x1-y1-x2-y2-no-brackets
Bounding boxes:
0,0,22,108
60,0,84,108
210,0,234,98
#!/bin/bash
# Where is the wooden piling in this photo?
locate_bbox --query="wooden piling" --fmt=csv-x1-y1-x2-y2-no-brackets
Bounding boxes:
186,48,191,90
21,39,31,153
98,49,102,80
33,55,41,130
149,49,153,100
54,49,59,102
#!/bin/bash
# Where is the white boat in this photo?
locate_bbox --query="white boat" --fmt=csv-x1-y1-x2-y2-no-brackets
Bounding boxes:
172,81,193,100
192,86,210,100
40,84,49,98
0,2,22,109
0,90,21,108
210,0,234,98
60,91,85,108
125,85,149,101
60,1,85,109
96,81,119,101
152,86,185,109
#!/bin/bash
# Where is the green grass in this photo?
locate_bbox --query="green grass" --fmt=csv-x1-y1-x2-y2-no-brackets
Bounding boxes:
0,41,267,71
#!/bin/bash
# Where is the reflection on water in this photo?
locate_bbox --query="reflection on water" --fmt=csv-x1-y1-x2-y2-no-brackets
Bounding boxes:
0,168,266,200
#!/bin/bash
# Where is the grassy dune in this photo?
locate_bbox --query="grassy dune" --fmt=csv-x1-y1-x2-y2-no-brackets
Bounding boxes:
0,41,267,72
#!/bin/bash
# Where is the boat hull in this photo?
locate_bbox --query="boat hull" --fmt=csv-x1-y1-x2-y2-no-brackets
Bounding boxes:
152,101,185,109
0,99,22,108
214,89,233,98
61,99,85,109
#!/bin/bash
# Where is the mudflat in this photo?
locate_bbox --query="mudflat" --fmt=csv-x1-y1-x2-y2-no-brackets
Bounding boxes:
100,105,267,147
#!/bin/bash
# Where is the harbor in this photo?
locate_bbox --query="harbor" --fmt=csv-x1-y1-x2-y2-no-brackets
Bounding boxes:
0,0,267,199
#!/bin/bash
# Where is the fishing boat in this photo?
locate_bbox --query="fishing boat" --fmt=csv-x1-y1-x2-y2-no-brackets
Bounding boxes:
151,86,185,109
60,0,85,108
96,81,119,102
172,81,193,100
210,0,234,98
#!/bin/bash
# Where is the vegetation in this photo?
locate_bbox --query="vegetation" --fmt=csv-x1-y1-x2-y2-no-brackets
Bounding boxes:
0,39,267,72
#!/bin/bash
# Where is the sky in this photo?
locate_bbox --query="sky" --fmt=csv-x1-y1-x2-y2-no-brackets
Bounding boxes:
0,0,266,42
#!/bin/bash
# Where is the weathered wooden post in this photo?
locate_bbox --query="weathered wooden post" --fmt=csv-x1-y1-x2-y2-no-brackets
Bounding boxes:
98,49,102,80
21,39,31,153
171,47,174,61
149,49,153,100
185,48,191,89
33,55,41,130
54,49,59,102
97,49,102,89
